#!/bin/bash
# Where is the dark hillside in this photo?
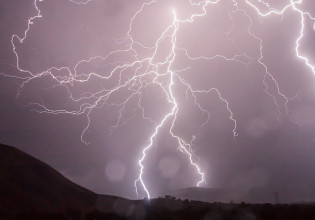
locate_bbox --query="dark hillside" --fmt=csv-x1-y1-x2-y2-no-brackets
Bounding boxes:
0,143,97,214
2,143,315,220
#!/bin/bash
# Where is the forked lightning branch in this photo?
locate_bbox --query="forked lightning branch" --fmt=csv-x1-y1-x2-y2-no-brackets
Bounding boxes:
2,0,315,199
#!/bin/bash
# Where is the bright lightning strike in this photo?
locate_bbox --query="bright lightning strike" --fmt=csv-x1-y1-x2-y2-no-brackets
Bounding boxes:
2,0,315,199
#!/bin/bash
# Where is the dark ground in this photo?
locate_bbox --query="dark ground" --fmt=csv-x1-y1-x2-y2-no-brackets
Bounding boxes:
1,143,315,220
3,199,315,220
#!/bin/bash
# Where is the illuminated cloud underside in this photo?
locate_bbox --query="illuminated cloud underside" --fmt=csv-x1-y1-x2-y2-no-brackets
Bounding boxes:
1,0,315,199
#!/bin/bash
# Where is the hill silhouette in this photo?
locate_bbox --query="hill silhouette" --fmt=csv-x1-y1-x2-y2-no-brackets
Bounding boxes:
161,187,277,204
2,143,315,220
0,143,99,213
0,143,131,219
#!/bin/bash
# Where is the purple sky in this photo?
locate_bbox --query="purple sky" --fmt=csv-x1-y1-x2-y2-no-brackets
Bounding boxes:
1,0,315,201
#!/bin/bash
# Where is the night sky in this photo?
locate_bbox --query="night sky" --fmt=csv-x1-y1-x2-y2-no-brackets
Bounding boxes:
1,0,315,201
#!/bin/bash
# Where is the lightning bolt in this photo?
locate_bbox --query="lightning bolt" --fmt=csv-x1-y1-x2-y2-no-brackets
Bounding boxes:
2,0,315,199
243,0,315,119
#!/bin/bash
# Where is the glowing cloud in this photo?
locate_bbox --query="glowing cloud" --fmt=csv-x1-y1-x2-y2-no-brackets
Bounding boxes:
2,0,315,199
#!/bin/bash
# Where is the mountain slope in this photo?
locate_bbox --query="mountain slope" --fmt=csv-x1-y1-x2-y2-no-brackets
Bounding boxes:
2,143,315,220
0,143,97,213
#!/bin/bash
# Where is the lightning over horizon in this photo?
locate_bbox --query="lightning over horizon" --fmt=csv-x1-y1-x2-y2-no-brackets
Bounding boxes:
1,0,315,199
